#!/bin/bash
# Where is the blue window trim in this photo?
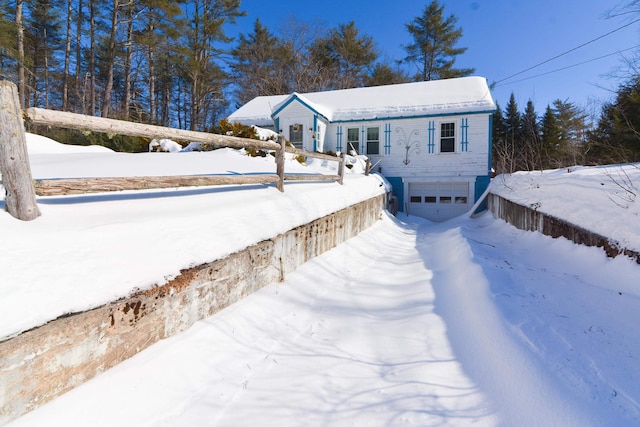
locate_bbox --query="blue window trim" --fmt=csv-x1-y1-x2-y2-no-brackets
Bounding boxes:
361,126,365,154
384,123,391,154
427,121,435,154
336,126,343,152
313,115,318,152
461,118,469,152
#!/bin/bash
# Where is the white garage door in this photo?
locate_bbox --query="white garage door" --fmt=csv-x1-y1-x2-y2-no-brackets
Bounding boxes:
408,182,470,221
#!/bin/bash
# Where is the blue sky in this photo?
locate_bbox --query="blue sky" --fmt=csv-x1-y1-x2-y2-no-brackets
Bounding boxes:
230,0,637,120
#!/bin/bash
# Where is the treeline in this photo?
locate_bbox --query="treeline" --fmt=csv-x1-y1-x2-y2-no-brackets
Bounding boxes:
1,0,247,132
493,78,640,174
0,0,638,166
0,0,414,134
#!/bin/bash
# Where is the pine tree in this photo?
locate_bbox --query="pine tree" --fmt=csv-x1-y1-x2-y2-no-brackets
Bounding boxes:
0,0,17,80
26,0,63,108
180,0,244,130
541,104,562,167
16,0,26,107
365,62,410,87
521,100,541,170
309,21,378,90
591,77,640,163
404,0,474,81
491,102,507,174
131,0,184,123
498,93,522,173
230,19,288,105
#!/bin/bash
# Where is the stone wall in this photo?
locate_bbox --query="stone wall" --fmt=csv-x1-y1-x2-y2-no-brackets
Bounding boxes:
488,193,640,263
0,193,386,425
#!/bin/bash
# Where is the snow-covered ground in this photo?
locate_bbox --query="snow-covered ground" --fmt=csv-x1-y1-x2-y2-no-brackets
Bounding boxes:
3,135,640,426
491,164,640,253
0,134,384,340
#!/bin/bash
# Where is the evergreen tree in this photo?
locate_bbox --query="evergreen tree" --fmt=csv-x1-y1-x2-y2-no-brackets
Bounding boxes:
491,102,507,174
26,0,63,108
0,0,17,80
230,19,288,105
365,62,410,87
553,99,588,146
404,0,474,81
591,76,640,163
180,0,244,130
309,21,378,89
541,104,562,167
552,99,589,165
521,100,541,170
135,0,185,123
498,93,522,173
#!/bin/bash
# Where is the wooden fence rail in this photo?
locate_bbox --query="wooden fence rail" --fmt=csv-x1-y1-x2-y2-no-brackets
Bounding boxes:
1,81,346,219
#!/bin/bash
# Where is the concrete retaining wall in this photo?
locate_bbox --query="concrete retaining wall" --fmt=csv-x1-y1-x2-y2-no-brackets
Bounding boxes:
488,193,640,263
0,193,386,425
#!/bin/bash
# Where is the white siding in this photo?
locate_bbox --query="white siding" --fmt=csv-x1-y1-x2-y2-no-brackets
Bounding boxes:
274,100,329,152
325,114,491,178
276,101,315,151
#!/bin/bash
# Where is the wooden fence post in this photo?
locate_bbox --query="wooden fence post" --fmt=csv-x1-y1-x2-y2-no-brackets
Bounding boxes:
0,81,40,220
276,135,286,192
338,152,346,185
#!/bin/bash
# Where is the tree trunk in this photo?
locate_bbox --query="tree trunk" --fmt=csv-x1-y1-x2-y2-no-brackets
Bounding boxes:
62,0,73,111
89,0,96,115
44,28,50,109
16,0,26,108
101,0,119,118
148,43,156,123
123,2,133,120
0,81,40,221
75,0,84,113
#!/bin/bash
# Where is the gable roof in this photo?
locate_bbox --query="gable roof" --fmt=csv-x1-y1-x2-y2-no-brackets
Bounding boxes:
227,94,289,127
228,76,496,125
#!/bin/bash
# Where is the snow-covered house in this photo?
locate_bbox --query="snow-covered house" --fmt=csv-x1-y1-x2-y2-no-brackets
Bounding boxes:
228,76,496,221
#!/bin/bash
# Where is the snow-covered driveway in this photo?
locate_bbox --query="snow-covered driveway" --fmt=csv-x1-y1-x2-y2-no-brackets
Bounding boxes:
9,213,640,426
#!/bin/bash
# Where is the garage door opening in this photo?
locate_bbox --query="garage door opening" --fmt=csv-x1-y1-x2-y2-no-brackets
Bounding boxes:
408,182,470,221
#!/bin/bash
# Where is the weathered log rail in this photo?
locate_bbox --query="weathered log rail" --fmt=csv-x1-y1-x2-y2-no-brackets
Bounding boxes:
0,81,346,219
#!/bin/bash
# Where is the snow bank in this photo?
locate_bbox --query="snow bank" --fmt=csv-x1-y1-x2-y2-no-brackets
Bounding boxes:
0,134,386,340
252,125,278,141
25,133,113,154
491,164,640,253
148,138,183,153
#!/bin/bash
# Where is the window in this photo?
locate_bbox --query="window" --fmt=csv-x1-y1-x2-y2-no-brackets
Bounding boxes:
440,122,455,153
410,196,422,203
455,196,468,204
440,196,452,204
425,196,437,203
289,124,303,149
347,128,359,154
366,127,379,155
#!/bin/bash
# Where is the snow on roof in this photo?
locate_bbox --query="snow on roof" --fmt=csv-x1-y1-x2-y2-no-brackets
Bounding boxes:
228,76,496,124
227,94,288,126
